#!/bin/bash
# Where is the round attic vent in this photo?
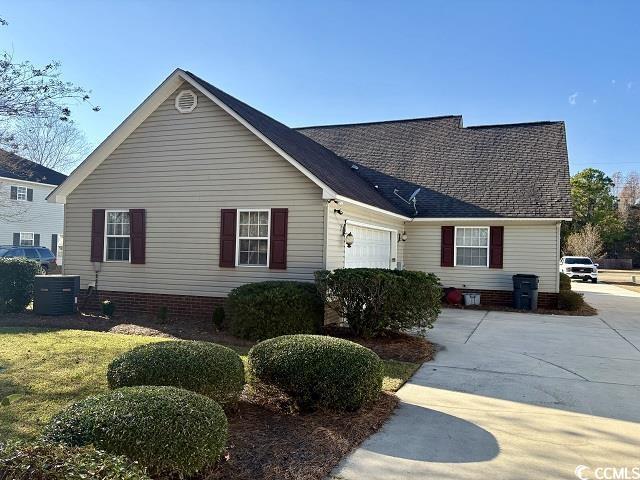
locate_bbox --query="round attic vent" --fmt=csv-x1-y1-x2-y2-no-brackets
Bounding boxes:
175,89,197,113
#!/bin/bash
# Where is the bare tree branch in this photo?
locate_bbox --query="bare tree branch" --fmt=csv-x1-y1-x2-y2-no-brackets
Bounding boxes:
7,114,91,173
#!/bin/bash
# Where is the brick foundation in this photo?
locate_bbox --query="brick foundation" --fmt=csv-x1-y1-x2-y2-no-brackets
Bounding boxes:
79,289,225,321
458,288,558,309
79,287,559,321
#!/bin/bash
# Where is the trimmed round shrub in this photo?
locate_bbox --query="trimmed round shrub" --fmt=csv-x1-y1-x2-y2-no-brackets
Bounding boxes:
0,442,150,480
248,334,383,411
0,258,43,313
559,272,572,291
43,386,228,477
558,290,585,311
227,281,323,340
107,340,244,406
316,268,442,338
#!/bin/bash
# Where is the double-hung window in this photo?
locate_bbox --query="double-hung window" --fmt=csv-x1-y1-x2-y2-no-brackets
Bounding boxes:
237,210,269,266
105,211,130,261
19,232,34,246
455,227,489,267
16,186,27,201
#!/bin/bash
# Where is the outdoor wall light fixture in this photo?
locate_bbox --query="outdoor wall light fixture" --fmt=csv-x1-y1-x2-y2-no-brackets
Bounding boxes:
342,221,354,248
345,232,354,247
398,231,408,242
334,208,343,215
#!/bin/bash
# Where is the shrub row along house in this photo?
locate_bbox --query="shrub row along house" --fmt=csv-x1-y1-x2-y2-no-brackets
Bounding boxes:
0,150,66,260
48,69,572,317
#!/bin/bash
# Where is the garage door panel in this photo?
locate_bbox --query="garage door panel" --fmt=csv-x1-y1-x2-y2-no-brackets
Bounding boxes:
345,225,392,268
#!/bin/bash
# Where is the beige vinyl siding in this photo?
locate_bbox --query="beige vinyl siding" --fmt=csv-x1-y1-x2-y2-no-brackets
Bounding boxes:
404,221,561,293
64,83,325,296
325,202,405,270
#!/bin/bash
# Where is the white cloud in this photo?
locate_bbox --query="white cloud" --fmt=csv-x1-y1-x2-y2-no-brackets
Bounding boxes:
568,92,579,105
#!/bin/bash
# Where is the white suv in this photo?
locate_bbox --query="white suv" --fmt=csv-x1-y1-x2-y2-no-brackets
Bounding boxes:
559,256,598,283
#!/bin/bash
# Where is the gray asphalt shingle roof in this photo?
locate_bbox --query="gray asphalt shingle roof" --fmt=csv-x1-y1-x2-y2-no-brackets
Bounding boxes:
297,118,572,218
189,72,571,219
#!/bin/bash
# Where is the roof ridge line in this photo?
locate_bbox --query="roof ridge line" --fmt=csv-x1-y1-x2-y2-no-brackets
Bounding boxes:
295,115,463,130
465,120,564,129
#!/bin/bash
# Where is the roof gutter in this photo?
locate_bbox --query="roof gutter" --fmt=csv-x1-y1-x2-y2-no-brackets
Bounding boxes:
334,195,411,221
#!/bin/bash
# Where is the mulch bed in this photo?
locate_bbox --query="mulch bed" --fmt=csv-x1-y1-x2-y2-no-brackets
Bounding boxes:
205,390,398,480
322,325,435,363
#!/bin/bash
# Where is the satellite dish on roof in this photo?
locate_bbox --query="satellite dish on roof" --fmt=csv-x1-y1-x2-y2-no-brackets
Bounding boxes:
393,187,421,216
408,188,421,202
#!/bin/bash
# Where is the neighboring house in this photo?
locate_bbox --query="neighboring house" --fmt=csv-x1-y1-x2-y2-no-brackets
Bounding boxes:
48,69,571,318
0,149,66,262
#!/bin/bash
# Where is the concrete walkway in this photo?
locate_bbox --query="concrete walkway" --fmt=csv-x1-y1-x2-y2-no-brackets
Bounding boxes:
332,283,640,480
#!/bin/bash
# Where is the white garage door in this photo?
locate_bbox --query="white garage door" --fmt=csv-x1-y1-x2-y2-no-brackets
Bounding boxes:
345,224,392,268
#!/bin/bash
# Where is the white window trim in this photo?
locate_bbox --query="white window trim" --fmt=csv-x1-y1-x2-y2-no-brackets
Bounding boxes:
235,208,271,268
104,209,131,263
15,185,27,201
454,226,490,268
19,232,34,246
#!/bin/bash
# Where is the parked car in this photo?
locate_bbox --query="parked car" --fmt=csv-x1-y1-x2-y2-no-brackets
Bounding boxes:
0,245,57,272
559,256,598,283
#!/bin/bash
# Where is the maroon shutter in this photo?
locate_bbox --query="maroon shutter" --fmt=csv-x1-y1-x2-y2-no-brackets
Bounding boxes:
441,226,455,267
219,209,237,268
269,208,288,270
489,226,504,269
91,209,105,262
129,209,146,264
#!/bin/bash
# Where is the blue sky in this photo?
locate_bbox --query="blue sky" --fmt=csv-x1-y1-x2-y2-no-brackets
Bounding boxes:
2,0,639,176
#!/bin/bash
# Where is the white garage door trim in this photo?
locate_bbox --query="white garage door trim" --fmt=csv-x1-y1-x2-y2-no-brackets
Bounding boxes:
344,221,397,269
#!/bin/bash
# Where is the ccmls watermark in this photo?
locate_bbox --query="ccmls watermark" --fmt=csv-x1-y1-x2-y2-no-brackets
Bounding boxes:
575,465,640,480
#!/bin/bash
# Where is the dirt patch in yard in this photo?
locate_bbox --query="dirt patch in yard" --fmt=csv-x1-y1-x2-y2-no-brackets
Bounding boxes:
322,325,435,363
206,390,398,480
0,311,253,349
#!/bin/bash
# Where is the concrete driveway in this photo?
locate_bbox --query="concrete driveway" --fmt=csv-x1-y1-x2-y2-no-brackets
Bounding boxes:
332,283,640,480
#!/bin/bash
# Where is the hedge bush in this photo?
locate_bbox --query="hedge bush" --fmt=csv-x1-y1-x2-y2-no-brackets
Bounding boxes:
226,281,323,340
0,442,150,480
107,340,244,406
248,334,383,411
558,290,585,311
315,268,442,338
0,258,42,313
43,386,228,477
559,272,572,291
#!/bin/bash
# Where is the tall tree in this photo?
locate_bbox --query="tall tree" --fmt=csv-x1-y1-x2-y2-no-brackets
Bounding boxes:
7,114,90,173
0,15,97,219
568,168,624,249
565,224,605,259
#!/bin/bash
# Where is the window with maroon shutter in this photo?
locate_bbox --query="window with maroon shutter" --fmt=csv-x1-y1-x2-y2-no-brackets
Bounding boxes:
489,226,504,269
90,209,105,262
219,209,237,267
269,208,288,269
129,209,146,264
441,226,455,267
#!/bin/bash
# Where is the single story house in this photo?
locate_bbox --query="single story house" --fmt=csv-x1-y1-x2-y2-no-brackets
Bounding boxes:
48,69,572,318
1,149,66,261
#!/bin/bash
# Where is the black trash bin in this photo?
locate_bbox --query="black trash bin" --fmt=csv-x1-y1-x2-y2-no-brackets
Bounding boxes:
513,274,539,310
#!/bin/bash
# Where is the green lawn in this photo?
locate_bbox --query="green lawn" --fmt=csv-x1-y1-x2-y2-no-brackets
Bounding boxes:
0,327,419,441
